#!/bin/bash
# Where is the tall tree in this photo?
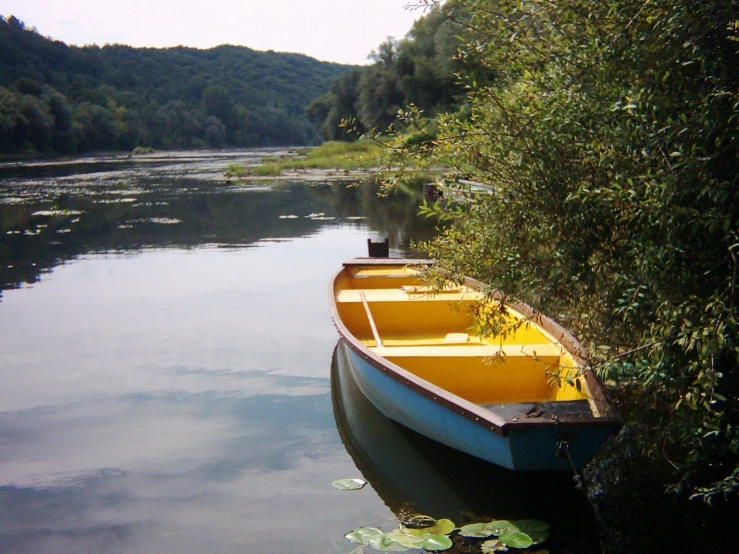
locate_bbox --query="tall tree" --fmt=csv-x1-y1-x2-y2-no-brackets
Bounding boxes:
307,68,364,140
357,39,405,132
307,1,488,141
47,92,76,152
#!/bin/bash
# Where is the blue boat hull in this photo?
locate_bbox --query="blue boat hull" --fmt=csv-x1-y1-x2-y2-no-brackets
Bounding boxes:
339,339,614,471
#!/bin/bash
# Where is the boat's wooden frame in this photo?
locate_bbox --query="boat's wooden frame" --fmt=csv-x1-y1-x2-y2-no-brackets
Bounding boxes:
329,257,621,471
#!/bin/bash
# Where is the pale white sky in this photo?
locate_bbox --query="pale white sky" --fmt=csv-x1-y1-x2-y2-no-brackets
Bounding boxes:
2,0,429,65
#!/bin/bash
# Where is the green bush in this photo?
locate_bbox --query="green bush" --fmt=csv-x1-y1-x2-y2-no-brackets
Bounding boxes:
385,0,739,501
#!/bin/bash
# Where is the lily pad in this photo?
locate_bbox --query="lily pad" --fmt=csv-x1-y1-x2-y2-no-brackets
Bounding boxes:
459,523,495,538
499,532,534,549
424,518,455,535
345,527,384,545
332,478,367,490
369,534,409,552
385,530,428,548
419,533,453,551
486,520,521,536
481,539,509,552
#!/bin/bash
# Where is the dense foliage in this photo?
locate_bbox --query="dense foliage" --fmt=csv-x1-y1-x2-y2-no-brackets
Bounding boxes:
0,15,352,154
381,0,739,503
306,2,484,141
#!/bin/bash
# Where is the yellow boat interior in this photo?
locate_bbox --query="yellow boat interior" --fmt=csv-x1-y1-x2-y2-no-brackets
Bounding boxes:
335,263,593,407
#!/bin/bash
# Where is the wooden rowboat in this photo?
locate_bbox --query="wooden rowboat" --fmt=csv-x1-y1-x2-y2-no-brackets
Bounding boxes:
329,257,621,471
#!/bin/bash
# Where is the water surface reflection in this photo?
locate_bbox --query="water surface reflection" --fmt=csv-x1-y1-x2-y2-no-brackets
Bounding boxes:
0,150,436,296
1,151,437,553
0,151,594,554
1,230,398,553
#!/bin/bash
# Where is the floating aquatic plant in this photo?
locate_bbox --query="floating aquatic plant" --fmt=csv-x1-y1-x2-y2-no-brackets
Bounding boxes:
460,519,549,549
331,478,367,490
385,529,428,548
498,533,533,549
344,515,456,552
369,534,410,552
345,527,385,544
416,533,453,551
481,539,509,552
459,522,494,538
422,519,455,536
343,513,548,552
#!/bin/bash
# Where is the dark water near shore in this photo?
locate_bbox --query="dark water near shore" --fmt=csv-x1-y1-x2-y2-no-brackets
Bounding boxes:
0,150,598,553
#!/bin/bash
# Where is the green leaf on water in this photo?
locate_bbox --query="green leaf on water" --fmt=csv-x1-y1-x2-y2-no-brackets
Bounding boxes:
481,539,509,552
369,534,409,552
332,478,367,490
385,531,428,548
424,518,455,535
486,520,521,536
419,533,453,551
499,532,534,549
345,527,384,545
343,518,544,552
459,522,495,538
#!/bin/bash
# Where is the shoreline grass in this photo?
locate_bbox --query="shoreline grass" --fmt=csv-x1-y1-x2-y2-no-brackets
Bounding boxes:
226,140,384,177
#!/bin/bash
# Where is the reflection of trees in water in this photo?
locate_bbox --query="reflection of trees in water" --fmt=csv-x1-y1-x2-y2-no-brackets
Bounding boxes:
0,182,333,294
316,179,439,255
0,172,439,296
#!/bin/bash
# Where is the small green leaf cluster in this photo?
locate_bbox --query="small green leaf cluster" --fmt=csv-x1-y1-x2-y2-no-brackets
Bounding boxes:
345,518,455,552
460,519,550,551
343,516,551,552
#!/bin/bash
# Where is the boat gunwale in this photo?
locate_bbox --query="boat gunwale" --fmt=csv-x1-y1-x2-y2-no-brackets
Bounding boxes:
329,258,620,438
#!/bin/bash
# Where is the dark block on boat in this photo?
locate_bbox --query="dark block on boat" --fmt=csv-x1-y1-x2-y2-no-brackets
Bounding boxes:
367,238,389,258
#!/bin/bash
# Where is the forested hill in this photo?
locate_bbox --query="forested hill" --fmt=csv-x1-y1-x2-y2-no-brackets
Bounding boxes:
0,15,353,155
306,1,494,142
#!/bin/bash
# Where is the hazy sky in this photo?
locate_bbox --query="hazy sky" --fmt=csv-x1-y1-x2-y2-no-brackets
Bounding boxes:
2,0,428,65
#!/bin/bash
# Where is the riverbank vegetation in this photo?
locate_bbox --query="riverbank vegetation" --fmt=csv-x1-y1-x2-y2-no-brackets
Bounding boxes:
0,15,351,155
307,2,484,141
226,140,383,177
314,0,738,550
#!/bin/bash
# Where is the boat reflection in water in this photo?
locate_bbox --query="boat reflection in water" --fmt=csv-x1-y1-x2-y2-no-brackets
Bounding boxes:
331,339,599,539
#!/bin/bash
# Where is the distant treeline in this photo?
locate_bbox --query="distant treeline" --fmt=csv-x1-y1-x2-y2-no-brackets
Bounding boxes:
307,2,493,141
0,15,352,155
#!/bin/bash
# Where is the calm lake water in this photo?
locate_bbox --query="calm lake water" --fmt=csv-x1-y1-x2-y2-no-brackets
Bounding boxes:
0,151,597,553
